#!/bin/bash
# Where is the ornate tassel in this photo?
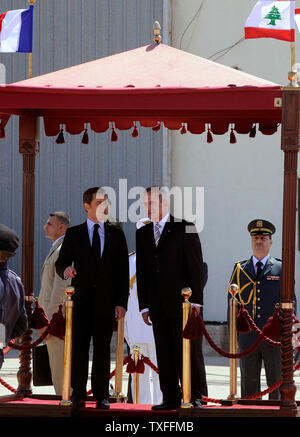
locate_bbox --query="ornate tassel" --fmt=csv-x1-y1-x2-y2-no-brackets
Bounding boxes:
111,126,118,142
207,127,213,143
55,127,65,144
152,122,161,131
131,123,139,137
249,124,256,138
81,128,89,144
0,122,5,139
180,124,187,134
230,127,237,144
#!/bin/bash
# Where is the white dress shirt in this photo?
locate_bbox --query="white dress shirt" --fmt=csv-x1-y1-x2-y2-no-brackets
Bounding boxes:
252,254,270,274
87,218,105,257
51,235,65,248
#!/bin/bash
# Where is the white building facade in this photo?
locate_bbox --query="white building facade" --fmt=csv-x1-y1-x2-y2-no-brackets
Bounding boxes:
165,0,299,321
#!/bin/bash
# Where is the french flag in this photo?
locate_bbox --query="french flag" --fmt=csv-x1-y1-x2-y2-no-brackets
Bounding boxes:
0,5,33,53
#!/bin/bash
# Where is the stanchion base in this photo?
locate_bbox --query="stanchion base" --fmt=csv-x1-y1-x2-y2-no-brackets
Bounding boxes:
221,397,239,406
181,402,194,409
59,400,72,407
110,394,127,403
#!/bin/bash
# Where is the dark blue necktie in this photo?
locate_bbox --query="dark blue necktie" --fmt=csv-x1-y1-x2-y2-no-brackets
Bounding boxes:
256,261,263,280
92,223,101,263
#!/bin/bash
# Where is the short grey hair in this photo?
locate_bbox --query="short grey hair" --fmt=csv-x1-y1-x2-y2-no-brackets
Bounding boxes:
49,211,70,227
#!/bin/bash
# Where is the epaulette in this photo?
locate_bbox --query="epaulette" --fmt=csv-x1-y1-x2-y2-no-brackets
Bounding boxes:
235,259,249,266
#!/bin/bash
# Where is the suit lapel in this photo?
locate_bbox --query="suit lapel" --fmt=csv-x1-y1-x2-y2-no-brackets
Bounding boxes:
102,222,111,257
41,238,64,273
156,215,174,248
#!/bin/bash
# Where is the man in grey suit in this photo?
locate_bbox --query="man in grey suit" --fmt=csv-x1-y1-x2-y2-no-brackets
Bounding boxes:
38,211,71,395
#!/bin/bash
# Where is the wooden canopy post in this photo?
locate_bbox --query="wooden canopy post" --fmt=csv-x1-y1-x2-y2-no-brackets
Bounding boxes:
280,88,299,410
17,110,40,396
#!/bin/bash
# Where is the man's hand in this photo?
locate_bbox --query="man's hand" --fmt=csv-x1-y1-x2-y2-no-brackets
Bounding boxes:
142,310,152,326
63,266,77,279
115,306,126,320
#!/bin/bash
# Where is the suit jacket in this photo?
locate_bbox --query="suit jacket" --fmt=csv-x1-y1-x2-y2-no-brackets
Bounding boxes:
0,263,28,344
136,215,205,319
229,256,282,349
55,221,129,314
38,237,71,321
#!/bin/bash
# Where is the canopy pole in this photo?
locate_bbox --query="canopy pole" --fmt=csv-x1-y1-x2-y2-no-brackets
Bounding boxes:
280,88,299,410
17,111,40,396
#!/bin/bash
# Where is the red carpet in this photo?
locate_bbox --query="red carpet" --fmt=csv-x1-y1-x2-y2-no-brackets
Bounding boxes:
0,397,298,418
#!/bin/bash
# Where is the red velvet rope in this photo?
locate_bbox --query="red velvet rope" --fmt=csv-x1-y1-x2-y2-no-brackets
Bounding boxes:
197,315,279,360
86,355,158,396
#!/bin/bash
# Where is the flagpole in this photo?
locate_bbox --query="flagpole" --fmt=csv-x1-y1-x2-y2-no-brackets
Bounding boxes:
291,42,295,70
27,0,36,78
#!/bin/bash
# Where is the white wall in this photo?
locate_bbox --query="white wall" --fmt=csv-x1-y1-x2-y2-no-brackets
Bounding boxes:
169,0,300,321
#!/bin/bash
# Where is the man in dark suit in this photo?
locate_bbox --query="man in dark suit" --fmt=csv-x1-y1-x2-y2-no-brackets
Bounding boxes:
136,186,207,410
55,187,129,409
228,219,282,399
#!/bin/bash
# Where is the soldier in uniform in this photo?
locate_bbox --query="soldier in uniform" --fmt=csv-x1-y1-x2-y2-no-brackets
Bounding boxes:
228,219,282,399
0,224,28,370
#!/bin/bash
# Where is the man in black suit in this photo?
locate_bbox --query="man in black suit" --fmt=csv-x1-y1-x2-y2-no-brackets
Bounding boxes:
136,186,207,410
55,187,129,410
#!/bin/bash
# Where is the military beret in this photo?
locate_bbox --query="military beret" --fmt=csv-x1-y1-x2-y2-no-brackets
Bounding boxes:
247,219,276,236
0,223,19,252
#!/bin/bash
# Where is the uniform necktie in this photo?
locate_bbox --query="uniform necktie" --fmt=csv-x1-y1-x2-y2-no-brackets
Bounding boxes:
92,223,101,262
256,261,263,280
154,223,161,246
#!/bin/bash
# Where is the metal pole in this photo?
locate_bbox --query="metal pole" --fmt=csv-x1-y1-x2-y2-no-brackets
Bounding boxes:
114,316,125,400
60,286,74,407
133,345,140,404
181,287,193,408
228,284,238,401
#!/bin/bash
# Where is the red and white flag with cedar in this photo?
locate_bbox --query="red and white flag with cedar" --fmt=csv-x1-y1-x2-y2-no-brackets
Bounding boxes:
245,1,295,42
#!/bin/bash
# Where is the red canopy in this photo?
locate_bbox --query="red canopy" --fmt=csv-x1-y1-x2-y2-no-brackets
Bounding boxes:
0,43,282,138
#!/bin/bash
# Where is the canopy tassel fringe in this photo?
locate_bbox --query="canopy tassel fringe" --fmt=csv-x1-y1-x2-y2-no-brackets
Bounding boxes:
56,127,65,144
81,128,89,144
0,121,5,139
207,127,213,143
131,123,139,138
111,125,118,142
180,123,187,134
249,124,257,138
230,127,237,144
152,122,161,131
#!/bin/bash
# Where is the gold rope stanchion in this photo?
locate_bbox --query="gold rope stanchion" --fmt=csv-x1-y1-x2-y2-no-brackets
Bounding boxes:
228,284,239,403
133,345,140,404
181,287,193,408
60,286,74,407
112,316,126,402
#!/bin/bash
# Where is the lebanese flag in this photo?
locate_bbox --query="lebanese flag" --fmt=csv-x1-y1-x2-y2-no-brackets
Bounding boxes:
245,1,295,42
295,8,300,32
0,5,33,53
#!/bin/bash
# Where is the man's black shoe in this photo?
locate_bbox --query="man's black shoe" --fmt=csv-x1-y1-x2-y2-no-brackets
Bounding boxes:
71,399,86,410
151,401,181,411
96,399,110,410
192,399,203,408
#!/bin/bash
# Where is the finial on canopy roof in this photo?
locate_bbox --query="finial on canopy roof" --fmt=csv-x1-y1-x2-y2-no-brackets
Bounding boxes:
152,21,162,44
